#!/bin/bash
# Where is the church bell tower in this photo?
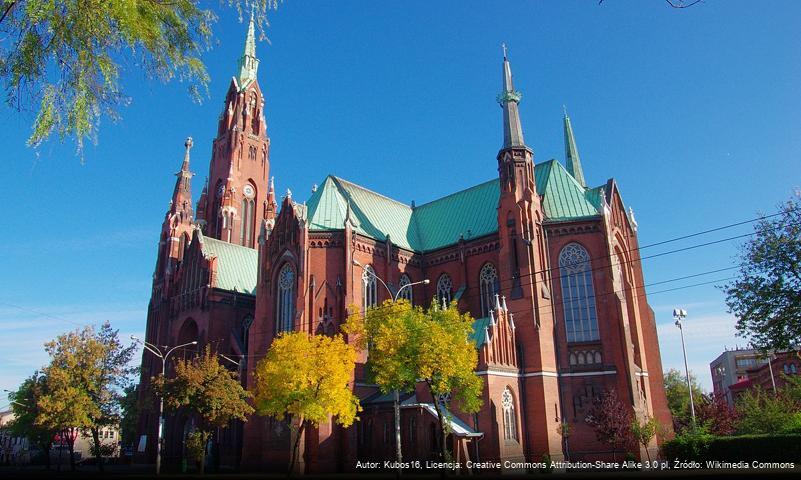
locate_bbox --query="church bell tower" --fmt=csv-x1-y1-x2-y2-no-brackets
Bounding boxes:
197,13,275,248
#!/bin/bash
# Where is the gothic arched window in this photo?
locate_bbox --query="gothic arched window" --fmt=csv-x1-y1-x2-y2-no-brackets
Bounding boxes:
559,243,600,343
240,184,256,248
502,388,518,441
479,263,499,317
398,274,413,304
276,264,295,333
362,265,378,310
436,274,452,306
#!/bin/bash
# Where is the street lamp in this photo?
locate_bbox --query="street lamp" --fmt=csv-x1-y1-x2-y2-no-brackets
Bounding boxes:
131,335,198,476
2,389,28,408
673,308,696,428
352,259,429,476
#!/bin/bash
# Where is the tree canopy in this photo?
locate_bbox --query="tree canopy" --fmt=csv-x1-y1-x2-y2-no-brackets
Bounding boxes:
663,368,705,433
252,331,360,474
7,372,57,469
34,322,137,470
723,194,801,350
585,390,635,461
0,0,277,157
158,345,253,475
345,300,483,461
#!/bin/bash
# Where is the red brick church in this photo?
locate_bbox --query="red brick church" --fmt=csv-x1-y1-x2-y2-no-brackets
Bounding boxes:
136,19,672,473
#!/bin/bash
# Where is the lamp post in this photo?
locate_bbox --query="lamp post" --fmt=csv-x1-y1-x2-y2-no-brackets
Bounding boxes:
767,354,777,394
352,259,429,477
673,308,696,428
131,336,198,475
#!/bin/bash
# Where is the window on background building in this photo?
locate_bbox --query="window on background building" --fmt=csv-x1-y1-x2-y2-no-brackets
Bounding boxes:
479,263,499,317
276,264,295,333
398,274,413,304
502,388,518,441
437,274,452,305
362,265,378,310
559,243,600,343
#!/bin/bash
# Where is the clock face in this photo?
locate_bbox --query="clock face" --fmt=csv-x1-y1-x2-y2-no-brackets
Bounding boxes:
243,184,255,198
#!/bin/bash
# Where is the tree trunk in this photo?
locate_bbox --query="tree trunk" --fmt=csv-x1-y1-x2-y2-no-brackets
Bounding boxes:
91,427,104,471
288,418,305,477
427,384,450,477
198,431,211,475
41,441,51,470
66,434,76,471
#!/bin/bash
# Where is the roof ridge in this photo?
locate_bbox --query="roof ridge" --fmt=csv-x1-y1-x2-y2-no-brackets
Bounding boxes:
201,235,257,252
414,178,499,210
547,158,587,191
331,176,413,210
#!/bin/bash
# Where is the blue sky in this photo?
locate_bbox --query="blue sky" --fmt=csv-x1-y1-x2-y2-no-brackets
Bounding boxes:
1,0,800,395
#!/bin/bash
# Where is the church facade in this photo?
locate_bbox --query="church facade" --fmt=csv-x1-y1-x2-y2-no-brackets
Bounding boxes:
136,19,672,473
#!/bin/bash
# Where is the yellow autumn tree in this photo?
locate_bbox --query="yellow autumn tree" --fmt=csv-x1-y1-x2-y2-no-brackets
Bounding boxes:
345,300,483,461
252,332,361,475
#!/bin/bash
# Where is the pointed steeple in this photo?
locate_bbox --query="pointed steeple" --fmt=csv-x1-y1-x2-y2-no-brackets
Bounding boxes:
171,137,194,207
236,10,260,89
563,107,586,188
264,176,277,221
497,44,526,150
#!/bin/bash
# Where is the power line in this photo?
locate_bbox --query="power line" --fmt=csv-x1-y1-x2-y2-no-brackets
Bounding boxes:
0,302,85,328
427,220,796,305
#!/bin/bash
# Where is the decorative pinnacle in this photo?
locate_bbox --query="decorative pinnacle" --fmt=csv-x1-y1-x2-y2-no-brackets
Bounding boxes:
181,136,193,171
502,42,508,59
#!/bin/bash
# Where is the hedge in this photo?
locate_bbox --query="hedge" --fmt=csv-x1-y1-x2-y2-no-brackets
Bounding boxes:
662,433,801,463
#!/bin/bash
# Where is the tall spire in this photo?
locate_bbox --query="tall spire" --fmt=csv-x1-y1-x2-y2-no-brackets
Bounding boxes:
563,108,586,188
497,43,526,149
173,137,194,199
237,10,260,89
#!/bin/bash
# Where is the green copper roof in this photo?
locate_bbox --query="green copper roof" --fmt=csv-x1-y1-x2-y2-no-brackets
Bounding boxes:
535,159,601,221
413,180,499,250
200,236,257,295
470,317,492,347
304,160,601,253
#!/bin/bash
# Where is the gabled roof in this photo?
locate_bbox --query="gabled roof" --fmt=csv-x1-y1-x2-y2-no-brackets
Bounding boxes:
199,235,258,295
535,159,601,221
304,159,603,253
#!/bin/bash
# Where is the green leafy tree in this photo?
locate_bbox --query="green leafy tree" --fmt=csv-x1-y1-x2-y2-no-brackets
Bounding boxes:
7,372,56,469
663,368,705,433
36,326,101,470
630,416,659,462
723,194,801,350
253,332,360,476
0,0,278,157
118,383,140,450
735,385,801,435
345,300,483,463
35,322,137,471
156,346,253,475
